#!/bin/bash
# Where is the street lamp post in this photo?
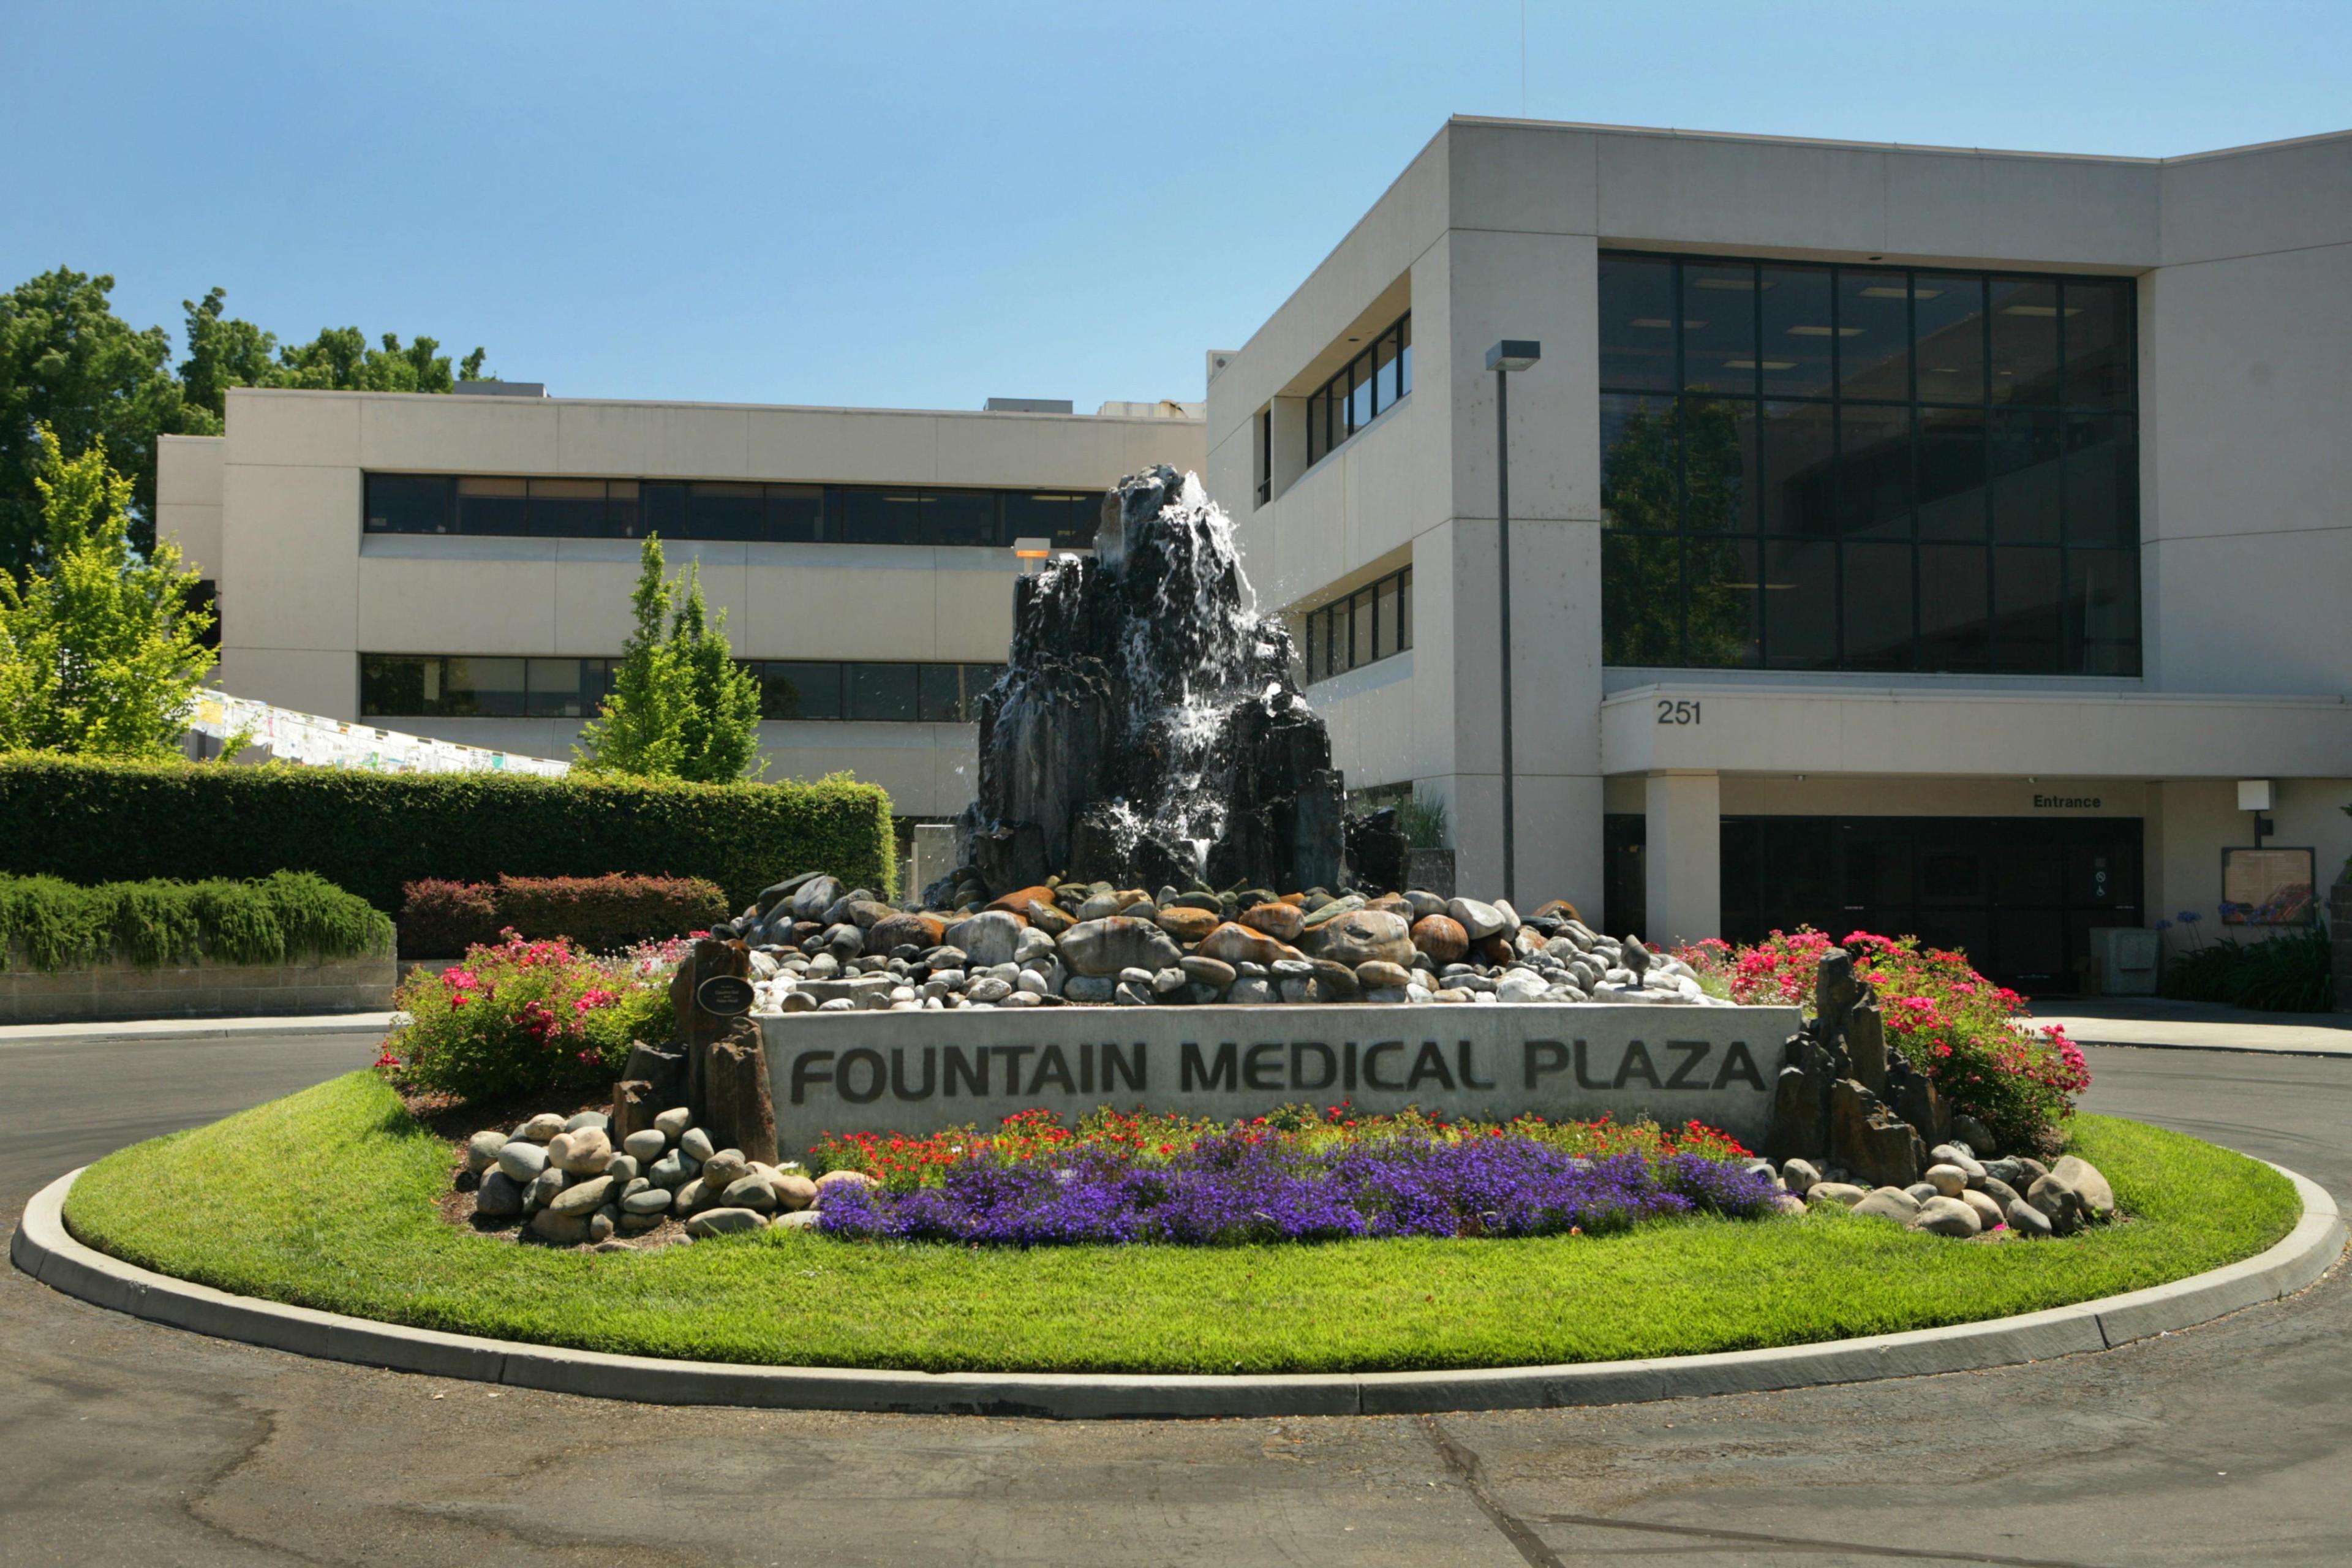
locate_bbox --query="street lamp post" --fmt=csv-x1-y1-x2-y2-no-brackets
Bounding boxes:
1484,339,1540,905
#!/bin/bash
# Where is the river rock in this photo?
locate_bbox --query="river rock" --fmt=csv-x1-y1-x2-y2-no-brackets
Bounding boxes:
1182,955,1238,990
722,1174,780,1213
549,1175,615,1217
2048,1156,2116,1221
772,1173,818,1211
473,1170,526,1218
1240,902,1306,942
869,911,945,953
1959,1189,2006,1231
464,1130,509,1172
620,1185,674,1216
790,875,843,920
514,1112,567,1144
1408,914,1470,965
2026,1174,2087,1234
1229,976,1275,1004
679,1126,715,1162
2005,1197,2054,1237
1063,974,1117,1002
496,1140,551,1183
529,1208,594,1245
1446,899,1509,941
686,1207,770,1238
813,1169,880,1194
1806,1182,1867,1208
622,1128,668,1162
1953,1114,2000,1156
701,1150,750,1191
1851,1186,1923,1223
1910,1196,1983,1237
1924,1163,1968,1198
774,1208,825,1231
546,1128,612,1175
1306,908,1414,968
1155,906,1221,943
1196,921,1303,968
944,911,1023,967
1355,960,1413,990
1977,1175,2024,1211
1057,916,1186,976
1779,1158,1822,1196
649,1150,698,1189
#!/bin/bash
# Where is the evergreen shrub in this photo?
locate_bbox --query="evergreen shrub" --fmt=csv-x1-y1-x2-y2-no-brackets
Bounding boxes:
0,755,894,913
398,873,729,957
0,870,391,971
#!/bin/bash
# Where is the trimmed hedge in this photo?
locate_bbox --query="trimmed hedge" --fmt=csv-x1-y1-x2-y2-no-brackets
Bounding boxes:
399,873,731,957
0,870,391,971
0,756,894,915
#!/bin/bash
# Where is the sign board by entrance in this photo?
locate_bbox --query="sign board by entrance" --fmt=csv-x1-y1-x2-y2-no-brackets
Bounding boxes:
756,1004,1800,1156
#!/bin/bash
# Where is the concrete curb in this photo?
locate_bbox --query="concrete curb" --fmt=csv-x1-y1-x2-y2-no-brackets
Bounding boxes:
0,1014,399,1048
12,1164,2342,1419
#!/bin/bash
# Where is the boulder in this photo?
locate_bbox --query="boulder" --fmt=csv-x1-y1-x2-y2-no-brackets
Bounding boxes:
1924,1163,1969,1198
1828,1078,1924,1190
1779,1157,1822,1197
1409,915,1469,965
1229,976,1276,1004
2048,1156,2116,1221
1013,898,1072,935
790,875,843,921
546,1128,612,1175
1238,902,1306,943
685,1207,771,1238
1953,1113,2000,1156
1155,906,1221,944
1959,1189,2006,1231
620,1185,674,1216
654,1106,694,1138
944,910,1025,967
1977,1175,2025,1212
1806,1182,1867,1208
514,1112,567,1144
774,1209,825,1232
1910,1196,1983,1237
867,911,946,953
1181,955,1237,990
473,1170,526,1218
679,1126,715,1162
1063,974,1117,1003
496,1140,551,1183
1355,960,1413,990
528,1208,594,1245
722,1174,780,1213
701,1150,751,1191
1446,898,1509,941
2005,1197,2054,1237
622,1128,668,1163
987,885,1058,918
464,1129,509,1173
772,1173,818,1212
1304,908,1414,968
549,1175,616,1217
1851,1187,1923,1223
1055,918,1185,976
2026,1174,2087,1235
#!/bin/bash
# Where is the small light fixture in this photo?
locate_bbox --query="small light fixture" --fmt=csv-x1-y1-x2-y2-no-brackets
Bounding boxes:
1485,339,1542,372
1011,536,1052,575
1793,774,1807,782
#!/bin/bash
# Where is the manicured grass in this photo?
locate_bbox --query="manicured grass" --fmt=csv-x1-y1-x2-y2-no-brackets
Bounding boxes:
62,1072,2302,1376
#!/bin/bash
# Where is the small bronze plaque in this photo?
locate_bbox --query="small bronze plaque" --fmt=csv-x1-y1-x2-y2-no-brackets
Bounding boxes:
696,974,756,1017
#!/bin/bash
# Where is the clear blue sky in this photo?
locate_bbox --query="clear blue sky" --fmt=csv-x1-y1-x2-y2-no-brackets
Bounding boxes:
6,1,2346,413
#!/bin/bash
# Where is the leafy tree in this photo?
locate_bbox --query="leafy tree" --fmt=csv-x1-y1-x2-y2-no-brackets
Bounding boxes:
574,537,764,782
0,268,491,576
0,428,216,757
575,536,695,778
0,270,192,570
668,562,763,783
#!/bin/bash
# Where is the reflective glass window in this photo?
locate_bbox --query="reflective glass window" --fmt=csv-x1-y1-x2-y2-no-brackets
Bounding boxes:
1990,412,2063,543
2062,277,2132,410
1601,533,1683,665
1680,396,1758,533
688,482,763,541
1600,394,1677,531
641,481,687,538
1396,567,1411,649
1303,610,1324,682
442,656,526,716
918,663,963,722
1374,575,1400,660
766,484,823,542
1838,271,1911,401
364,474,451,533
1842,540,1914,670
964,664,1005,712
1989,278,2061,405
1838,405,1911,538
926,488,1000,548
1917,407,1989,540
528,478,608,538
2065,548,2140,675
1992,548,2063,672
833,488,924,545
1682,261,1758,396
1918,543,1991,671
762,662,841,720
1760,402,1837,536
1685,536,1760,668
1396,315,1413,400
1598,255,1676,391
2063,416,2135,548
1350,589,1374,668
848,662,918,722
525,657,591,717
606,481,641,538
360,654,431,714
1348,358,1374,429
454,477,527,534
1762,538,1838,669
1758,264,1835,399
1913,275,1986,405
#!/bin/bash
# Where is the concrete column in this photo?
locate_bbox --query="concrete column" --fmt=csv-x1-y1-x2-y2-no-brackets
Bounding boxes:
1643,771,1721,948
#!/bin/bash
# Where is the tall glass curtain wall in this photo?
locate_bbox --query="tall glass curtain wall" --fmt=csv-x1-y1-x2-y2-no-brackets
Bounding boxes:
1597,254,2139,673
1303,567,1412,684
364,476,1102,551
361,655,1002,723
1305,314,1412,466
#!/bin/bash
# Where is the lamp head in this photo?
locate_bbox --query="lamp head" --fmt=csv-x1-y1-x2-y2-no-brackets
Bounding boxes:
1485,339,1541,373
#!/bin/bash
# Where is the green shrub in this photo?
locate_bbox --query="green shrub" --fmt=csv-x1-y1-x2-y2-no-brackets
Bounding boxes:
2160,925,2333,1012
0,754,894,913
386,932,675,1102
1396,795,1449,850
0,870,391,971
398,873,730,957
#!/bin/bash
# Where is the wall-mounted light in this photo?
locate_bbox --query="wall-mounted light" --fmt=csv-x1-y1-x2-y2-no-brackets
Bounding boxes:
1011,537,1052,576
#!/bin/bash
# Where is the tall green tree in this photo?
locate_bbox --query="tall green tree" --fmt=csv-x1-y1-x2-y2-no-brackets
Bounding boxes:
0,427,216,757
668,562,763,783
0,268,491,575
0,270,192,571
573,536,764,782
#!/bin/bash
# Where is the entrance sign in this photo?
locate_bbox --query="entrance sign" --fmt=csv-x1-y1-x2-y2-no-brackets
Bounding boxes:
758,1005,1800,1155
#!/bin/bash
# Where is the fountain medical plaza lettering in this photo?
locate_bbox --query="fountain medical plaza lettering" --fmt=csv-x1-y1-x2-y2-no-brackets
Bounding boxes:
760,1006,1801,1150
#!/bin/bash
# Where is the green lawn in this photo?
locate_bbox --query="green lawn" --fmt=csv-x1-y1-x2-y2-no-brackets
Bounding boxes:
61,1072,2301,1376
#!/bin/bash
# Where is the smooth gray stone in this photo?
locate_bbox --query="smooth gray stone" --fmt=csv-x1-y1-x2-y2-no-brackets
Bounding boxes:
622,1128,668,1162
679,1127,715,1163
549,1175,614,1217
496,1140,549,1183
473,1170,526,1218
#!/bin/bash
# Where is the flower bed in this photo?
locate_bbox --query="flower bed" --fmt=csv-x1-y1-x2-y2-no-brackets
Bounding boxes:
386,932,677,1102
1678,928,2090,1156
803,1105,1776,1246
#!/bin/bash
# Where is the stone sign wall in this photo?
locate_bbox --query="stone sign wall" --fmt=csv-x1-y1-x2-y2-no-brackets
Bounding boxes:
756,1004,1800,1154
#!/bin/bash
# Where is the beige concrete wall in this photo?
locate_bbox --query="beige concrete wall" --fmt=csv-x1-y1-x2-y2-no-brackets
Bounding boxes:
154,434,224,578
188,388,1202,812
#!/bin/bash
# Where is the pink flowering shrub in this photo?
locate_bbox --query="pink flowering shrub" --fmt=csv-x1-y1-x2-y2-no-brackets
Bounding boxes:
382,930,674,1102
1678,929,2090,1156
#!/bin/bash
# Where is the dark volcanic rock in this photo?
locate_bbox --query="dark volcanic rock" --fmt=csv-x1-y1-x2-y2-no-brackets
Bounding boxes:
958,465,1346,894
1830,1078,1926,1190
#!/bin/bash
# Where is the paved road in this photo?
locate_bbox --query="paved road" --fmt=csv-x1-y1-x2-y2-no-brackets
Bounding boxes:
1,1034,2345,1567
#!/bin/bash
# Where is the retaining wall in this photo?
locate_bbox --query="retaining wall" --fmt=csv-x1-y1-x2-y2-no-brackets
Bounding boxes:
0,952,396,1024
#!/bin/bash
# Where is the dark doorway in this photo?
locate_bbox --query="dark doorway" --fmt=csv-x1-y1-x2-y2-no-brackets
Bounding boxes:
1719,815,2143,996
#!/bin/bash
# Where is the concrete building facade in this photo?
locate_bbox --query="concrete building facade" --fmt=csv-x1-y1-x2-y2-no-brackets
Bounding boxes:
159,391,1204,816
1207,118,2352,989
